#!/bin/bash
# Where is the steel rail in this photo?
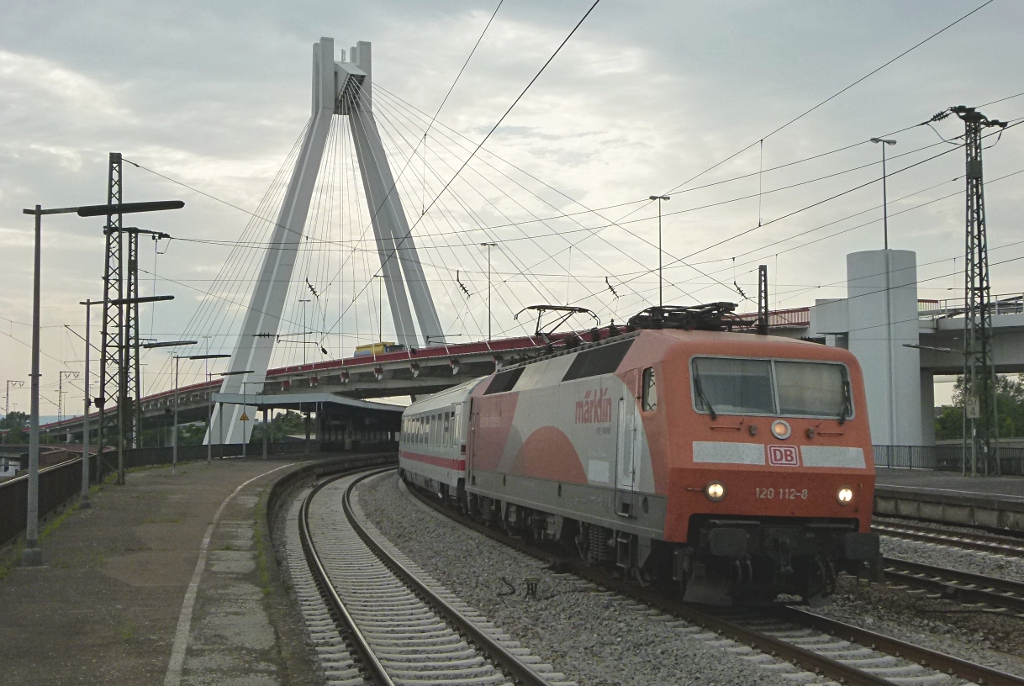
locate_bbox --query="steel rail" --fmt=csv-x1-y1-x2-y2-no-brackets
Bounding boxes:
873,521,1024,557
779,606,1024,686
874,516,1024,545
298,471,396,686
405,479,1024,686
884,557,1024,614
342,469,556,686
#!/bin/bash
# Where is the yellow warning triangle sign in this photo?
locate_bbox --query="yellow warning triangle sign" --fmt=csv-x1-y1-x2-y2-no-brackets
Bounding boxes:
239,412,249,422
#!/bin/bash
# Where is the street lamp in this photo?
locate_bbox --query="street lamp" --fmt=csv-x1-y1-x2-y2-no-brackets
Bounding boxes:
298,297,311,364
649,195,671,307
372,277,383,343
870,138,897,250
143,340,196,475
871,137,897,446
480,242,497,341
190,352,230,464
78,300,95,507
4,380,24,444
19,198,182,567
58,371,79,427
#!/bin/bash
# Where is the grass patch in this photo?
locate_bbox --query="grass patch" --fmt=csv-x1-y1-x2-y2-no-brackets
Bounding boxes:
141,517,181,524
40,503,79,541
0,540,24,582
254,489,271,596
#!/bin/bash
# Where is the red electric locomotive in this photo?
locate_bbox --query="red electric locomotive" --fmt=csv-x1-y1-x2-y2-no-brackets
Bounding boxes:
400,305,882,604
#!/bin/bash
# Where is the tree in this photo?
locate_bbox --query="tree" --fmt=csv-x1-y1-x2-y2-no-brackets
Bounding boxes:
935,375,1024,440
250,410,306,444
0,411,29,443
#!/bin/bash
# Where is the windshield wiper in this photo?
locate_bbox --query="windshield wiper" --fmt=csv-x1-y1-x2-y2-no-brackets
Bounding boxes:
693,368,718,421
838,379,851,425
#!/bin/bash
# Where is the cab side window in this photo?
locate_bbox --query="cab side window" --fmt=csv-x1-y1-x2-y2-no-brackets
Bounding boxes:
642,367,657,412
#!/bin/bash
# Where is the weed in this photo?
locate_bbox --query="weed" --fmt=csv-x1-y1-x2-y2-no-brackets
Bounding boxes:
254,490,271,596
142,517,181,524
40,503,79,541
0,541,24,582
121,621,134,640
223,543,233,551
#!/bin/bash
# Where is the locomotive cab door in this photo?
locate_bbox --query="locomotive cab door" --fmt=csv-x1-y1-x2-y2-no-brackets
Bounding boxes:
615,397,639,517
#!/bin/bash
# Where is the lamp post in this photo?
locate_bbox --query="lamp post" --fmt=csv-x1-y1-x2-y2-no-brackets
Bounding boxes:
58,371,79,427
870,138,897,250
372,277,383,343
649,195,671,307
79,300,95,507
144,340,196,475
190,351,230,465
299,297,310,364
480,242,496,340
4,380,24,444
871,137,897,446
19,200,180,565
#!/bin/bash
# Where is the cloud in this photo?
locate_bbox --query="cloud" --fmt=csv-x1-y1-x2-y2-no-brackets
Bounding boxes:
1,0,1023,397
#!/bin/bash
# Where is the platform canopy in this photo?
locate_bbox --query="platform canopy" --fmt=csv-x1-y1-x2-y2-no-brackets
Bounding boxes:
212,392,404,415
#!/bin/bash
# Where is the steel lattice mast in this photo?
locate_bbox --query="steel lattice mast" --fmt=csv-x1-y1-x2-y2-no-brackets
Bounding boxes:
97,153,124,482
95,152,148,484
951,106,1006,476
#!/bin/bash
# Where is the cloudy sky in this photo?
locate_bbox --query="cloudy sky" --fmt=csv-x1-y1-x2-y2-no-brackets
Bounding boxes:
1,0,1022,416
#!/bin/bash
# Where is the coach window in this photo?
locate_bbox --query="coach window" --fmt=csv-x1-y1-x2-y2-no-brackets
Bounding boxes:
642,367,657,412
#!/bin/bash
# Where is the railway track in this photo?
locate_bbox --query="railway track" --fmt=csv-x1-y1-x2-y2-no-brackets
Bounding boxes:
873,519,1024,558
401,476,1024,686
884,557,1024,615
291,467,574,686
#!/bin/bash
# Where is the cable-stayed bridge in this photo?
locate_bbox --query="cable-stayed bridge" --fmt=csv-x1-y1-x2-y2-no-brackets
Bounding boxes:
35,37,1024,453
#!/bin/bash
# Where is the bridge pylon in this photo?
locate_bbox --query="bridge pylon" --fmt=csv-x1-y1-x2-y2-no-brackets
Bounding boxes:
208,38,443,445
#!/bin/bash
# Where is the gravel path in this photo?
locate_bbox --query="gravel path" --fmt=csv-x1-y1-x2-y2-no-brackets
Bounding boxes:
357,472,825,686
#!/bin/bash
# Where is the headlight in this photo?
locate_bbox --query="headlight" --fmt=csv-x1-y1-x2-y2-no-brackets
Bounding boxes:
771,420,791,440
837,487,854,505
705,481,726,502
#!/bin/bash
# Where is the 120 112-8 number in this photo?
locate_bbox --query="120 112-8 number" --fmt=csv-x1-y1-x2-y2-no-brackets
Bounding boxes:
755,487,809,500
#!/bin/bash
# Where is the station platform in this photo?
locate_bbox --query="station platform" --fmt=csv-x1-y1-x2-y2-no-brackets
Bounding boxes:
0,457,319,686
874,467,1024,532
876,467,1024,499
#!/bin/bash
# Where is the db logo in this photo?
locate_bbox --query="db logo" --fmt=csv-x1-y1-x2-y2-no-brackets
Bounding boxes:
768,445,800,467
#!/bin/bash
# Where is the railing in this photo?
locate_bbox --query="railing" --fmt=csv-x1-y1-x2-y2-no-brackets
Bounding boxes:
918,293,1024,319
874,444,1024,476
0,454,100,549
732,307,811,329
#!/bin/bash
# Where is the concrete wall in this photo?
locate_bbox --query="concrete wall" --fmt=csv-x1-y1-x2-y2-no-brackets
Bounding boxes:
812,250,925,446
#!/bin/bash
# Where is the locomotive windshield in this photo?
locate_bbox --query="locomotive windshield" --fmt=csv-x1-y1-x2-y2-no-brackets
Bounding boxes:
692,357,850,418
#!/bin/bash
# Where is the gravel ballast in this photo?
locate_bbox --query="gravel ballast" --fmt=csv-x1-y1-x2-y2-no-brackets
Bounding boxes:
881,534,1024,584
801,532,1024,678
357,472,825,686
